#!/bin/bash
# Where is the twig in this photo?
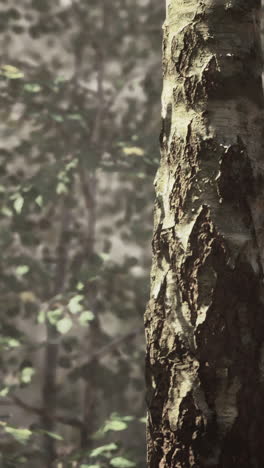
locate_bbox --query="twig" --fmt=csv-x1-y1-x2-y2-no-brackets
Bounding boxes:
2,395,85,430
73,327,143,375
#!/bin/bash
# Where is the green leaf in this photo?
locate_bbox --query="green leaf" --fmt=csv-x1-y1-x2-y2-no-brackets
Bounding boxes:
67,113,83,120
47,308,63,325
68,295,84,314
65,158,78,171
13,195,24,214
1,206,13,217
79,310,94,326
80,465,100,468
121,416,135,422
37,309,46,324
103,420,128,433
56,316,73,334
110,457,136,468
35,195,43,207
0,387,9,397
58,170,69,182
123,146,145,157
24,83,42,93
139,416,147,424
56,182,68,195
90,443,118,458
99,252,110,263
7,338,20,348
42,430,63,441
1,65,24,79
16,265,29,277
16,457,27,464
51,114,64,122
21,367,35,384
4,427,32,444
0,336,20,349
76,281,84,291
54,76,67,84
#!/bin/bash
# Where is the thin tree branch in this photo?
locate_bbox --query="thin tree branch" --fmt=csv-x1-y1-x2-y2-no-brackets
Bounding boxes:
42,198,70,466
1,396,85,430
73,327,143,376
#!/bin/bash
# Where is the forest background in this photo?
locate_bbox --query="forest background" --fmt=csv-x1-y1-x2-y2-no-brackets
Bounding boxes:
0,1,163,467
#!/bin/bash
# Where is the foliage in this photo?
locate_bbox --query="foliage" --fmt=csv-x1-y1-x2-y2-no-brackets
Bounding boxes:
0,0,163,466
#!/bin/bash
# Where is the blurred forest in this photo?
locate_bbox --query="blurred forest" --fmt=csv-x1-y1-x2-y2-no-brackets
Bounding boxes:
0,1,163,467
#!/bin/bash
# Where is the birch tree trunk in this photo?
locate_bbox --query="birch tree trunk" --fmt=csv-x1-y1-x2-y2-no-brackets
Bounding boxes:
145,1,264,466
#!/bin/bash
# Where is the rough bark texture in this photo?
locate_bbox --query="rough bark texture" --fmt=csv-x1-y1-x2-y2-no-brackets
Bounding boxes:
145,1,264,466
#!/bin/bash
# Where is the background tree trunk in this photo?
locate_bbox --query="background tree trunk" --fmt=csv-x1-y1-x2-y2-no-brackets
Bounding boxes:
145,1,264,466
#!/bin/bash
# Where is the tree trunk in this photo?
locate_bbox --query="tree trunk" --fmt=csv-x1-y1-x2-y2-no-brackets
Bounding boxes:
42,199,68,467
145,1,264,466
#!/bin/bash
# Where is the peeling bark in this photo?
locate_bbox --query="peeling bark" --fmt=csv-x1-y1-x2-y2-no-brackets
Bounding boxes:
145,1,264,466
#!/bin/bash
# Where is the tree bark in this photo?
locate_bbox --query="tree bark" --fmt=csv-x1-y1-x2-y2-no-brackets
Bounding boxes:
145,1,264,466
